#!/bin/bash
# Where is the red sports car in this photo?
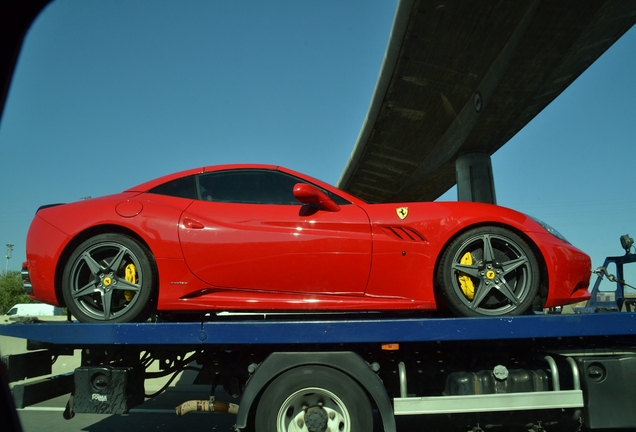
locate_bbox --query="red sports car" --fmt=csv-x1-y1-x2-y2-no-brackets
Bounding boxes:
22,164,591,322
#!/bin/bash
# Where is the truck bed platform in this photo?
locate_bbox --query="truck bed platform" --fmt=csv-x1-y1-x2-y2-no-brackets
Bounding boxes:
1,312,634,346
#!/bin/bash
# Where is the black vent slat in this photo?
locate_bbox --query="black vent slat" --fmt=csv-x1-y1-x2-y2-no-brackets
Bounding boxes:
380,226,426,242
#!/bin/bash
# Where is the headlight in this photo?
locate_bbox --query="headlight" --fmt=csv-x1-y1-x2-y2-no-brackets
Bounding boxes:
529,216,569,243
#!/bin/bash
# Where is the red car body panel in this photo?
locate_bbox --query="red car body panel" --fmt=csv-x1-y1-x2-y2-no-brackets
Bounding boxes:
24,164,591,314
178,200,372,294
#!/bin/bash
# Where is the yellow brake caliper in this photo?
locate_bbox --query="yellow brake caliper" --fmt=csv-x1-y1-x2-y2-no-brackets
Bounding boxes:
458,252,475,300
124,263,137,302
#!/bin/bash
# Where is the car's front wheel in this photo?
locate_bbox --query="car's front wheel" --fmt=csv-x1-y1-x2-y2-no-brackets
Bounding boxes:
437,226,540,317
62,233,157,323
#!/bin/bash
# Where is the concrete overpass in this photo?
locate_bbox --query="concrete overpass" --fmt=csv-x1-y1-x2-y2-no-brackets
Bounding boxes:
2,1,636,204
337,0,636,203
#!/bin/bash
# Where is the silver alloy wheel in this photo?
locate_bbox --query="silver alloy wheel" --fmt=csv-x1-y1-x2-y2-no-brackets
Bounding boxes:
67,241,144,320
62,233,156,322
438,226,540,317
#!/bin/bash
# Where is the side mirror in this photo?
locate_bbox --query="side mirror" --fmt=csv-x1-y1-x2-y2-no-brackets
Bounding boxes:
293,183,340,212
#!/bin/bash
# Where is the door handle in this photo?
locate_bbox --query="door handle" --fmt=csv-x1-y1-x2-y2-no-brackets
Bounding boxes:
183,217,204,229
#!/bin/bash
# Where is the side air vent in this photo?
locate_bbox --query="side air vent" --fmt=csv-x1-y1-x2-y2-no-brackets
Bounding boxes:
380,226,426,242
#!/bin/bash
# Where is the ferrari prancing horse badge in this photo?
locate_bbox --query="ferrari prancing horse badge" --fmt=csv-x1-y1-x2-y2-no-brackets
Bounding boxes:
396,207,408,220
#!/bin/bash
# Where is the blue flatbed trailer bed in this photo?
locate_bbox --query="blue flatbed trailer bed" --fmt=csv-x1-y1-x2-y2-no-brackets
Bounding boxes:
1,313,635,345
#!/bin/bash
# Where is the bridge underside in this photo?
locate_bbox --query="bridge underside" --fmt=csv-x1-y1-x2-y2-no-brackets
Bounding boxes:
338,0,636,203
2,2,636,205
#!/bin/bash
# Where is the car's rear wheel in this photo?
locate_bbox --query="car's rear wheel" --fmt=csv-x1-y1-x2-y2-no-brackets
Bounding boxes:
62,233,157,323
437,226,539,317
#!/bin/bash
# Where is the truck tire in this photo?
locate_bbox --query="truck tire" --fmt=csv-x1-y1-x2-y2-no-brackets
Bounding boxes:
255,365,373,432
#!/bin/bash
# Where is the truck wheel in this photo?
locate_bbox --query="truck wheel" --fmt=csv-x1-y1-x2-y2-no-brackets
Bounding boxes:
62,233,157,323
437,226,539,317
255,365,373,432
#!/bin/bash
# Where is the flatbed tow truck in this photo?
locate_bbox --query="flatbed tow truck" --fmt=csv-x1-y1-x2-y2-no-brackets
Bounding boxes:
3,242,636,432
2,310,636,432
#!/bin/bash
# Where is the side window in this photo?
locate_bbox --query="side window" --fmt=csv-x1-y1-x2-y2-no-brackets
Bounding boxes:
148,176,198,199
197,170,350,205
197,170,299,204
325,189,350,205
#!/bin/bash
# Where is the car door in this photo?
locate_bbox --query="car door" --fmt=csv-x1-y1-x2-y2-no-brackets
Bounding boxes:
178,169,372,295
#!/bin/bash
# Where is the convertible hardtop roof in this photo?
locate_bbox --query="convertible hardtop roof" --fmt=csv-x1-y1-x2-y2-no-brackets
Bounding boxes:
124,164,362,204
126,164,284,192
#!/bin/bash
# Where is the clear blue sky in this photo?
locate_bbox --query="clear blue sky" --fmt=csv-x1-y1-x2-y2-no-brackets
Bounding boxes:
1,0,635,284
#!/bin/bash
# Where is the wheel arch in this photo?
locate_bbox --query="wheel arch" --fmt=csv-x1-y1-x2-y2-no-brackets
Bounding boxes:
54,224,159,308
236,351,396,432
432,222,549,310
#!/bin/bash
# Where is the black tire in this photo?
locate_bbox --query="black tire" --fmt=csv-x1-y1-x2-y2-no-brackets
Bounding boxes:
62,233,157,323
437,226,539,317
255,365,373,432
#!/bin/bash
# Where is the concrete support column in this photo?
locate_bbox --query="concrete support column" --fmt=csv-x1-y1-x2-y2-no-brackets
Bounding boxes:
456,152,497,204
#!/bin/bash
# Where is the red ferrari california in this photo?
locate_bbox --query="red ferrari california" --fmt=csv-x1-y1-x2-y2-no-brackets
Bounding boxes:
22,164,591,322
